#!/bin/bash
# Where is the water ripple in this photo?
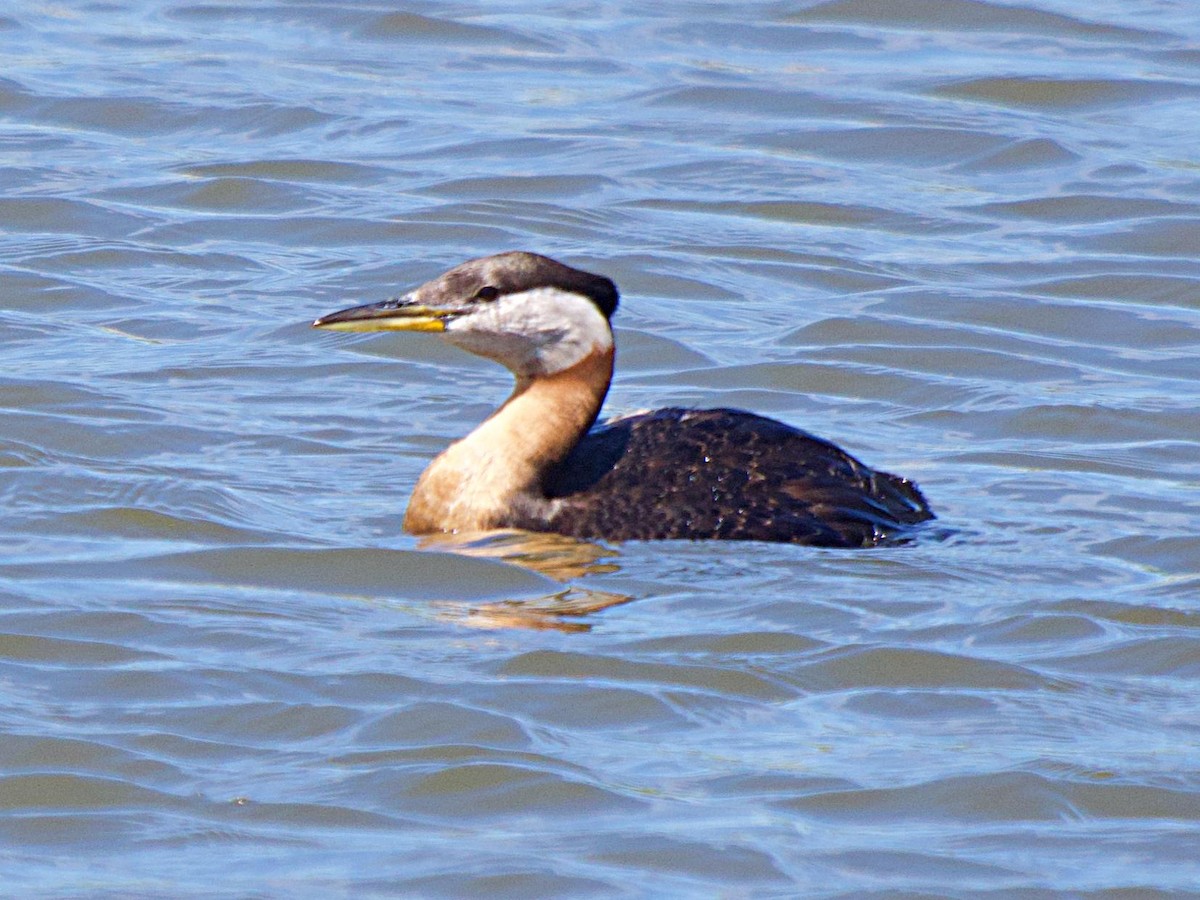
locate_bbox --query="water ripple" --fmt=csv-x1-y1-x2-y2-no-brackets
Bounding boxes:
1,0,1198,894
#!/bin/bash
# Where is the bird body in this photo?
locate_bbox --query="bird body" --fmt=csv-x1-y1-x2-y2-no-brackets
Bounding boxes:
543,407,930,546
314,252,933,547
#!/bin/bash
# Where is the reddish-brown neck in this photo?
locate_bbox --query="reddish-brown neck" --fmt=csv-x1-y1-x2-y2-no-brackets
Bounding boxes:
403,347,614,534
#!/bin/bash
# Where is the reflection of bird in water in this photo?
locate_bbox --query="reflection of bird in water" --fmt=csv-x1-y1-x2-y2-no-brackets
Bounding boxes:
314,252,933,547
422,529,620,582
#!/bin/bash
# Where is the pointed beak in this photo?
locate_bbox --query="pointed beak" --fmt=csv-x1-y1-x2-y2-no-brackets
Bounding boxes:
312,297,460,333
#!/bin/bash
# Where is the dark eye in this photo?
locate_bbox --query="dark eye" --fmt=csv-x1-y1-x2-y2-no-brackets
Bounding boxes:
474,285,499,302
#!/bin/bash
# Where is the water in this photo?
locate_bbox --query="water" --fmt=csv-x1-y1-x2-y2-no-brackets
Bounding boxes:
2,0,1199,895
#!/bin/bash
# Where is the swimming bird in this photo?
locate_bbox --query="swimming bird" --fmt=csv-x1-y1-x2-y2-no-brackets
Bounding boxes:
313,252,933,547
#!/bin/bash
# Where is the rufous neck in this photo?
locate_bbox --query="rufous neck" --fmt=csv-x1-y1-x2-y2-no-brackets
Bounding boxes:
404,347,613,533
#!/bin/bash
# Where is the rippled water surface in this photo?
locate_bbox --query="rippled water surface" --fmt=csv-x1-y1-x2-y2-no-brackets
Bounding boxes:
3,1,1199,895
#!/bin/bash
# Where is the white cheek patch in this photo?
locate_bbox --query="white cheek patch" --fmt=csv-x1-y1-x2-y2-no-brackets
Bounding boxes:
445,287,613,376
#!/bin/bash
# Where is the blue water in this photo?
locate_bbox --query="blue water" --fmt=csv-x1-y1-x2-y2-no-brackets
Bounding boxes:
2,1,1199,895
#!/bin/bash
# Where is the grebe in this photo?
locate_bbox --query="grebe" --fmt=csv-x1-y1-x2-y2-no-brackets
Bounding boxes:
313,252,933,547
